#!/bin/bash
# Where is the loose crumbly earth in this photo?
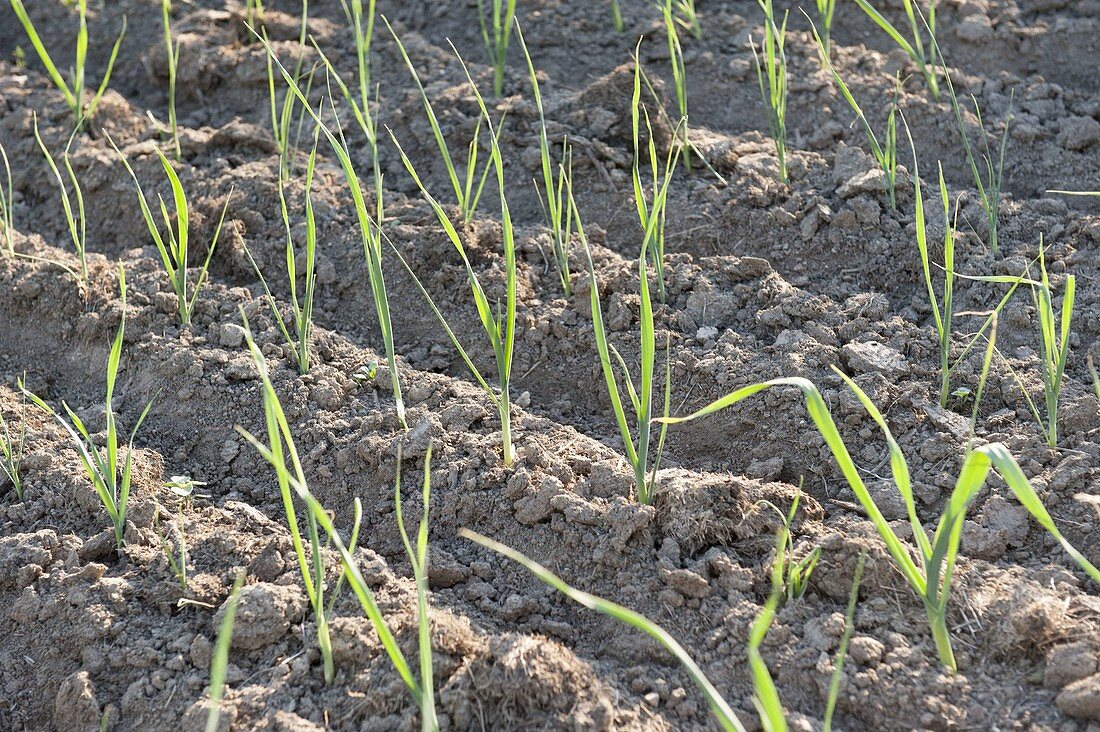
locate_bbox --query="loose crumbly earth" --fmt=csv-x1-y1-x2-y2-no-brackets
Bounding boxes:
1,1,1099,730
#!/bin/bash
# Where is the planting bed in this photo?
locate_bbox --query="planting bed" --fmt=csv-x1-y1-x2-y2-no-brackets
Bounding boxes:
1,0,1100,730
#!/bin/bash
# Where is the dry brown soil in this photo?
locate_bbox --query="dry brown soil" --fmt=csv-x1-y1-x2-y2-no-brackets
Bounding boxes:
1,1,1100,730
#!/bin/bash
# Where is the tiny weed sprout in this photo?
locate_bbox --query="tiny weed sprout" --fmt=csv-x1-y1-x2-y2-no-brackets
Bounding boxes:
461,529,748,732
631,47,684,304
0,140,13,255
253,33,408,428
823,552,867,732
23,267,153,550
853,0,939,100
610,0,624,32
658,371,1100,671
110,137,231,326
518,25,575,296
1029,243,1075,447
161,0,181,159
751,0,790,183
478,0,517,96
9,0,127,129
661,0,691,171
571,182,671,505
810,18,900,209
205,569,246,732
238,320,436,725
34,116,88,282
389,48,519,466
0,382,27,502
386,18,497,223
308,37,392,387
814,0,836,56
244,126,321,374
165,474,206,497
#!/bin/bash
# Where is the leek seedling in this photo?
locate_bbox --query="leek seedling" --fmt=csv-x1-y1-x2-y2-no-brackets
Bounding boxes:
252,34,409,429
34,116,88,282
815,0,836,56
944,311,1001,449
244,127,321,374
823,552,867,732
161,0,181,159
1048,190,1100,197
311,44,375,149
631,47,684,304
326,0,383,242
518,26,575,296
610,0,624,32
328,0,383,217
109,137,231,326
570,183,671,505
385,18,496,223
913,158,956,408
238,320,436,725
462,529,747,732
904,118,1029,408
962,98,1010,253
312,15,399,407
388,48,519,466
809,18,900,209
0,382,27,502
659,370,1100,671
205,569,246,732
263,2,316,181
9,0,126,130
395,444,437,730
23,267,153,550
546,152,575,295
237,313,337,684
1028,244,1075,448
853,0,939,100
750,0,790,183
748,526,788,732
766,488,821,602
1089,354,1100,403
661,0,691,171
244,0,264,27
0,141,13,256
340,0,377,118
478,0,517,96
672,0,702,39
931,31,1011,252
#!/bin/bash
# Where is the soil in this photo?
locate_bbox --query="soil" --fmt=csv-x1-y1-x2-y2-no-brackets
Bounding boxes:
1,0,1099,730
